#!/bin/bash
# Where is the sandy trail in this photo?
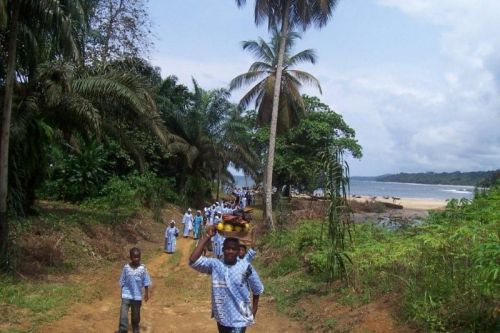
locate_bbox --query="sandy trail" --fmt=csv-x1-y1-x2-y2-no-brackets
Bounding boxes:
39,236,302,333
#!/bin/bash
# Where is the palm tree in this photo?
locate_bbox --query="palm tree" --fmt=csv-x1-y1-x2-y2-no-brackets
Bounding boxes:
158,79,258,204
5,59,177,214
235,0,339,229
37,60,175,154
0,0,84,268
230,30,321,134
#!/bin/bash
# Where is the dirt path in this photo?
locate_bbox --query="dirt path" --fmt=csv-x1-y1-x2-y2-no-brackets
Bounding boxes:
39,236,303,333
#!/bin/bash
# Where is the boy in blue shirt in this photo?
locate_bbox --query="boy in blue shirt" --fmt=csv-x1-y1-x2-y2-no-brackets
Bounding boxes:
117,247,152,333
190,227,264,333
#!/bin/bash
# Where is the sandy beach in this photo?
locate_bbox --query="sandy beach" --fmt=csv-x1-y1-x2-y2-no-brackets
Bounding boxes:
350,195,448,210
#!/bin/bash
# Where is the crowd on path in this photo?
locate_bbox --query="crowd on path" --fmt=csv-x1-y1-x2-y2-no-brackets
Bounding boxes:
117,187,263,333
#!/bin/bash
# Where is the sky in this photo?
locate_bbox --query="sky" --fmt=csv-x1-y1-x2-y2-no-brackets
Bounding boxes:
147,0,500,176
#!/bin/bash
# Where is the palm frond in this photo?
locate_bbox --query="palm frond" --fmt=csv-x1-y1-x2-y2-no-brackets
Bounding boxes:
288,70,322,94
241,38,274,63
66,94,102,135
286,49,318,67
229,71,268,91
238,77,268,109
248,61,273,72
103,122,145,172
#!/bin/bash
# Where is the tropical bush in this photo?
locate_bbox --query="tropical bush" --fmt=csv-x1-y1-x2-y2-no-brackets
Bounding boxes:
39,142,109,202
84,172,180,224
258,187,500,332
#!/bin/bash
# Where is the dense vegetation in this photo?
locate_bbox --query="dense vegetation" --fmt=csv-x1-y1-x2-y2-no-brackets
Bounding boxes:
376,170,499,186
258,187,500,332
0,0,355,269
2,2,498,332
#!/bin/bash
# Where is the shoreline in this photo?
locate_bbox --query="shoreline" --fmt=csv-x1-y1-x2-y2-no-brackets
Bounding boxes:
350,195,447,210
352,179,476,188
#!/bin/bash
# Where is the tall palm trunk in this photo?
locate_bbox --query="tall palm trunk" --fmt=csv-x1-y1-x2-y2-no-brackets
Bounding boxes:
0,0,20,267
264,2,290,230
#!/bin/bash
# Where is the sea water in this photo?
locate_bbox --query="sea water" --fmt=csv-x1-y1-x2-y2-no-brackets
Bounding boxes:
233,176,475,200
349,180,474,200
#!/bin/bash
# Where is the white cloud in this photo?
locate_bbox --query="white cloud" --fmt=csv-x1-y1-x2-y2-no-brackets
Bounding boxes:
150,53,251,92
150,1,500,176
335,0,500,175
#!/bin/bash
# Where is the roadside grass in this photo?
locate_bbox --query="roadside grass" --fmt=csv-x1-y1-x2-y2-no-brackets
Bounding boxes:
167,250,182,266
2,199,166,332
0,275,94,332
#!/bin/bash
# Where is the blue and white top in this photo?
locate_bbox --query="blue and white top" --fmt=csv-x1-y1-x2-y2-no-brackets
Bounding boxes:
242,248,256,262
119,264,152,301
190,256,264,328
212,232,225,257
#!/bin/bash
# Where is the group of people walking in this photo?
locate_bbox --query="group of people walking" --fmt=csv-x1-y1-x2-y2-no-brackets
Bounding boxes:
118,209,264,333
165,195,252,255
117,194,263,333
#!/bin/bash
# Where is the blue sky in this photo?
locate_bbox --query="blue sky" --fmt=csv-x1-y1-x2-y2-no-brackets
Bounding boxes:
148,0,500,176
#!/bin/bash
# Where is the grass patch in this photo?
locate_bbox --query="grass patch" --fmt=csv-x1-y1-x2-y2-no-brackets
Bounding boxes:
0,275,90,331
167,250,182,266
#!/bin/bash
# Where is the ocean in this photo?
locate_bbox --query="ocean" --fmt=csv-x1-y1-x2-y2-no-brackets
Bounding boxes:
347,180,474,200
233,175,475,200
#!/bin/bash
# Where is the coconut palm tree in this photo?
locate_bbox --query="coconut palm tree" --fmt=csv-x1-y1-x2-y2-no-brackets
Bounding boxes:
235,0,339,228
230,30,321,134
0,0,84,268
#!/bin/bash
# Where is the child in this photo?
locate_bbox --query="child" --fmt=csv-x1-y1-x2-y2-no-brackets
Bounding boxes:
165,220,179,254
212,230,225,259
239,244,257,262
118,247,152,333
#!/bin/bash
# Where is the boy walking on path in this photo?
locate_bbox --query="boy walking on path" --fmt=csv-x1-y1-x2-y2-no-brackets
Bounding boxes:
117,247,152,333
189,227,264,333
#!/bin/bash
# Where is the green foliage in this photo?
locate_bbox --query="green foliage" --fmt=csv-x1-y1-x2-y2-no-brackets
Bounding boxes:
271,95,362,192
84,176,138,224
128,171,179,222
84,171,179,224
230,30,322,134
377,170,499,186
267,256,301,278
39,141,109,202
0,275,87,329
321,147,353,285
259,187,500,332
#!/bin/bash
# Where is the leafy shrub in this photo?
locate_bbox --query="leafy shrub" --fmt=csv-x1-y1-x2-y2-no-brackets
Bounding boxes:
39,142,109,202
84,172,180,224
84,176,138,224
127,171,179,222
267,256,301,278
259,187,500,332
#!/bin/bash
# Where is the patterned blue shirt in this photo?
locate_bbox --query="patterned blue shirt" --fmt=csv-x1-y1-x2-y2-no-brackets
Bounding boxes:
119,263,152,301
190,256,264,328
212,233,225,257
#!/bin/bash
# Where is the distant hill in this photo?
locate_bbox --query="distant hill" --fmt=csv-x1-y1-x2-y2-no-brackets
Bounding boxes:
351,176,377,181
375,170,499,186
